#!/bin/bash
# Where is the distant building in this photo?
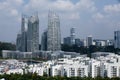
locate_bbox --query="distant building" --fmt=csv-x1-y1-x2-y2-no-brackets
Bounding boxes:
16,14,39,52
106,40,114,46
93,40,106,47
91,52,115,58
47,11,61,51
70,28,75,45
16,34,22,51
63,37,71,45
114,30,120,49
63,28,76,46
93,39,114,47
41,30,47,51
86,35,93,47
80,39,87,47
17,15,28,52
27,14,39,52
75,38,81,46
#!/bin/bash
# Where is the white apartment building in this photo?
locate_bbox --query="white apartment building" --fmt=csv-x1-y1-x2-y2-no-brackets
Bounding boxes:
89,59,100,78
30,66,44,76
1,52,120,78
63,64,88,77
51,65,63,76
107,63,120,78
6,69,23,74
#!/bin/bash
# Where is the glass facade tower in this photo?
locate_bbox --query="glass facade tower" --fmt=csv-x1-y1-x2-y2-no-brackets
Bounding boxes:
47,11,61,51
114,30,120,49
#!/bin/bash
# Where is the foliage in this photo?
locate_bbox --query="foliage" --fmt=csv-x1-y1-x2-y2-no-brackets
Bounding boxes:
0,42,16,57
1,74,120,80
61,44,120,57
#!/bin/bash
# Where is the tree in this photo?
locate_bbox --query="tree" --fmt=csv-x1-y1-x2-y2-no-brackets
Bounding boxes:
0,42,16,57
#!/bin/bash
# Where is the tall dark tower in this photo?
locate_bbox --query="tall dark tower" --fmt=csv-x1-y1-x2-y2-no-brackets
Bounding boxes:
114,30,120,49
41,30,47,51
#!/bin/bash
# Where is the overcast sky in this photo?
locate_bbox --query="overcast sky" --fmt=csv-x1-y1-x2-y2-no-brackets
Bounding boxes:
0,0,120,43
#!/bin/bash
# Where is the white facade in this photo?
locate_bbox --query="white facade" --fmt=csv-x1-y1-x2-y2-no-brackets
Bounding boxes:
50,64,88,77
6,69,23,74
29,66,44,76
107,63,120,78
64,64,88,77
1,52,120,78
90,60,100,78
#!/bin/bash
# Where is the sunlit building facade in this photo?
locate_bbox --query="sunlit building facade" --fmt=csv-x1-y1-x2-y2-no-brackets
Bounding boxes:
47,11,61,51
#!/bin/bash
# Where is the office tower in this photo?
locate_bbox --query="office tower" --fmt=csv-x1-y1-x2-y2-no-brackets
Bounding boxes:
27,14,39,52
70,27,75,45
114,30,120,49
21,15,28,52
86,35,93,47
75,38,81,46
47,11,61,51
16,15,28,52
63,37,71,45
16,34,22,51
41,30,47,51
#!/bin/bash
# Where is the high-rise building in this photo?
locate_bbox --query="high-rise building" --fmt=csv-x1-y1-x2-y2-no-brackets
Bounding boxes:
75,38,81,46
86,35,93,47
16,15,28,52
41,30,47,51
27,14,39,52
63,28,76,46
63,37,71,45
21,15,28,52
70,27,75,45
16,34,22,51
114,30,120,49
47,11,61,51
16,14,39,52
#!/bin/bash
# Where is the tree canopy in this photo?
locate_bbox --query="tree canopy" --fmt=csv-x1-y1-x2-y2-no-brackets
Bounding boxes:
0,42,16,57
0,73,120,80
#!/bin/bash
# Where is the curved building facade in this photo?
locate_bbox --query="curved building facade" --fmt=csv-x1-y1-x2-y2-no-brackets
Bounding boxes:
47,11,61,51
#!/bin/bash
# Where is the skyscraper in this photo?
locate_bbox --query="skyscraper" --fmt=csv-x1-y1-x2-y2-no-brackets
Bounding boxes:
114,30,120,49
47,11,61,51
16,15,28,52
86,35,93,47
27,14,39,52
70,27,75,45
21,15,28,52
16,14,39,52
63,37,71,45
16,33,22,51
41,30,47,51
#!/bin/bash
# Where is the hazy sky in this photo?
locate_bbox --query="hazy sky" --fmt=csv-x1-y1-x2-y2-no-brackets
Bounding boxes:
0,0,120,43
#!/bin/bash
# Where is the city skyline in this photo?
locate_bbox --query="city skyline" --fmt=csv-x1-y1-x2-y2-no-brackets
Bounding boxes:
0,0,120,43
